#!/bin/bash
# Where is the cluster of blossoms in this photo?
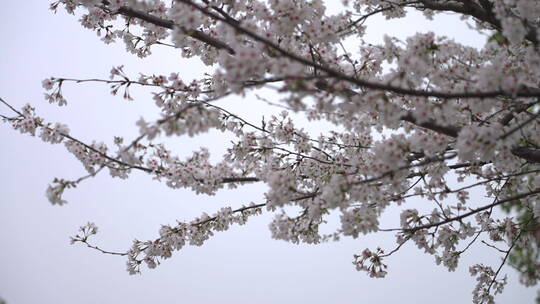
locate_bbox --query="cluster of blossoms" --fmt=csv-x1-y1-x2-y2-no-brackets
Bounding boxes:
352,247,388,278
125,203,263,274
70,222,99,245
470,264,508,304
3,0,540,302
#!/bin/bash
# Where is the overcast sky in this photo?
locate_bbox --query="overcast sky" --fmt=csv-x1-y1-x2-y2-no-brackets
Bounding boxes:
0,1,536,303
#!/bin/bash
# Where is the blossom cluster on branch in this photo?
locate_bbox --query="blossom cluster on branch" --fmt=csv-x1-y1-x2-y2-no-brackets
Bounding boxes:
2,0,540,303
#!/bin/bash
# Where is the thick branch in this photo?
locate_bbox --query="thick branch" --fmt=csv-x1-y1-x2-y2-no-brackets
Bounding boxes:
101,1,235,54
116,6,174,28
511,147,540,163
418,0,539,46
178,0,540,100
400,110,540,163
103,1,540,100
134,0,540,164
401,112,460,137
418,0,500,29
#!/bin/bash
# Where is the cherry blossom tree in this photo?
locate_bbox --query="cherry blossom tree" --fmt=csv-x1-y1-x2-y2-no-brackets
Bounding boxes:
1,0,540,303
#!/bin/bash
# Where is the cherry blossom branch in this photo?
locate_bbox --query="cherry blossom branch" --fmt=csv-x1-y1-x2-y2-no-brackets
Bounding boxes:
0,97,22,115
339,2,420,35
79,239,127,256
379,235,411,258
401,112,460,137
100,0,236,54
50,76,352,163
0,98,260,185
481,240,508,254
402,188,540,233
280,152,460,205
178,0,540,100
93,1,540,101
56,77,211,93
458,229,484,254
417,0,500,30
353,151,458,185
0,113,14,120
511,147,540,164
198,99,366,151
70,222,127,256
54,74,335,98
59,166,107,187
400,106,540,163
485,228,523,295
77,202,267,260
192,202,266,227
499,110,540,140
499,102,538,125
399,168,540,200
457,179,509,255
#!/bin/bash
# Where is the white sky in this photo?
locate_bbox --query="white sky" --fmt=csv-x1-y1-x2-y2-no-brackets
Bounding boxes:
0,1,536,303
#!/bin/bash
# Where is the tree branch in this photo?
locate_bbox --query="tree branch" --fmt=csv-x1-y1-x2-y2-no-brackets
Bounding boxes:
404,188,540,233
177,0,540,100
418,0,500,29
417,0,539,46
511,147,540,163
400,108,540,163
101,1,235,54
401,112,460,137
0,98,260,184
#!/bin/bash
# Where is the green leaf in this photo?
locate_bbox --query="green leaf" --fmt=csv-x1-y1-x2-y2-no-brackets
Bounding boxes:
488,32,509,46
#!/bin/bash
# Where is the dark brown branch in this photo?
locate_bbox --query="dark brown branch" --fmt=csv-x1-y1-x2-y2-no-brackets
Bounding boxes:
418,0,501,30
103,1,540,99
418,0,539,46
500,111,540,140
104,1,540,99
403,188,540,233
116,5,174,28
499,102,536,125
178,0,540,100
400,109,540,163
101,1,235,54
511,147,540,163
221,177,260,183
401,112,460,137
